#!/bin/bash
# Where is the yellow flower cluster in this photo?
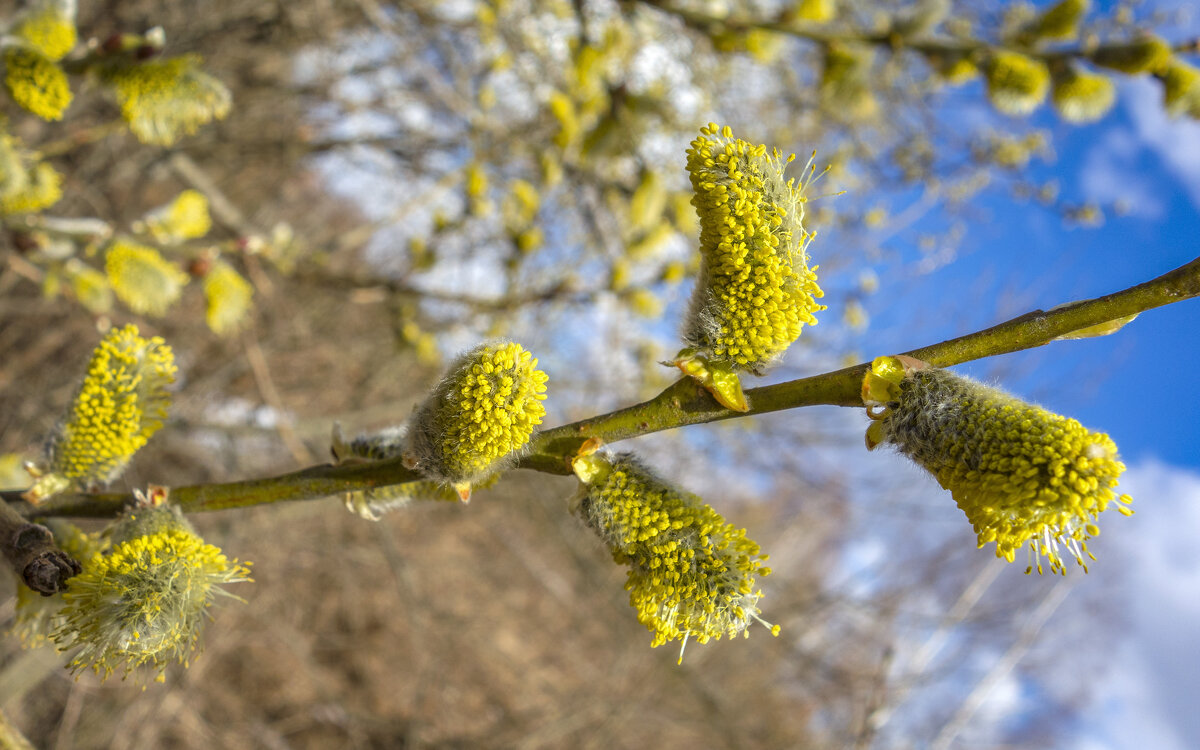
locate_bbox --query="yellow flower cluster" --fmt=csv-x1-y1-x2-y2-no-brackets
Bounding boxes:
27,325,176,501
983,52,1050,116
105,240,190,317
11,5,77,60
684,123,824,373
54,505,250,681
863,356,1132,575
1051,67,1116,123
13,521,105,648
3,47,72,120
144,189,213,244
0,130,61,214
405,341,548,496
573,452,777,661
1091,36,1171,75
202,262,253,335
101,55,231,146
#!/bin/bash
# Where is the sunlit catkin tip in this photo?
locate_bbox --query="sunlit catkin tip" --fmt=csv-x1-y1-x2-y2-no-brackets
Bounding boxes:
105,240,190,317
11,4,78,61
864,364,1131,575
574,452,775,658
1051,67,1116,123
101,55,231,146
983,52,1050,116
3,47,72,121
404,340,548,489
682,123,825,375
53,504,250,682
24,325,176,503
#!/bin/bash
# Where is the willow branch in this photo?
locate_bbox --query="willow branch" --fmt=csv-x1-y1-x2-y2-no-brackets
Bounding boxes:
8,255,1199,519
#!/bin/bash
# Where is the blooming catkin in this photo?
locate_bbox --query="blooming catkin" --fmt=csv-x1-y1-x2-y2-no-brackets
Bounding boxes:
0,128,61,214
53,504,250,681
683,123,824,373
10,3,77,61
202,261,253,336
983,52,1050,116
404,341,548,498
1051,66,1116,123
143,189,213,244
105,240,190,317
573,452,778,661
863,356,1132,574
26,325,176,501
100,55,231,146
3,47,72,121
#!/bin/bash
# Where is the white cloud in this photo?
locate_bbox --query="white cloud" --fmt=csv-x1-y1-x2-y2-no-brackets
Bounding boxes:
1079,126,1165,218
1073,459,1200,750
1080,79,1200,215
1125,79,1200,206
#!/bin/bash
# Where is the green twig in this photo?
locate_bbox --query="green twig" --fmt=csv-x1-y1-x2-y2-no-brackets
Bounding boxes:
6,255,1198,518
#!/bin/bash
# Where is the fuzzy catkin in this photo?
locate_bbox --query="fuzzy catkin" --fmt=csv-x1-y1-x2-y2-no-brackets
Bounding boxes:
574,452,777,656
404,341,548,489
683,123,824,373
866,361,1131,574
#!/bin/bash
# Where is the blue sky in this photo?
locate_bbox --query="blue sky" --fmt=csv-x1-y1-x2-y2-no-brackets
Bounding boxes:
840,73,1200,749
858,77,1200,471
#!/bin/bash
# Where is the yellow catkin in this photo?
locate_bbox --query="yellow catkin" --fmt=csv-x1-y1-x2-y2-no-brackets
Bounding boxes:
1051,67,1116,123
27,325,175,500
683,123,824,372
3,47,72,120
53,505,250,681
101,55,231,145
984,52,1050,116
105,240,190,317
11,6,77,61
573,453,777,659
864,357,1132,575
405,341,548,491
145,189,213,243
0,155,61,215
202,261,253,335
1024,0,1087,41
